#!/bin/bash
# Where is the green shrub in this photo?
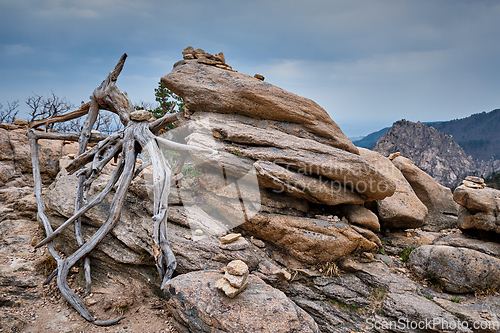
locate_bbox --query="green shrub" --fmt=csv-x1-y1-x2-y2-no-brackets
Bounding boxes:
399,247,414,262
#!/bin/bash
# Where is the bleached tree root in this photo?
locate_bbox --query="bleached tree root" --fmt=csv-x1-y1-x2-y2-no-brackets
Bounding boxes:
28,54,214,325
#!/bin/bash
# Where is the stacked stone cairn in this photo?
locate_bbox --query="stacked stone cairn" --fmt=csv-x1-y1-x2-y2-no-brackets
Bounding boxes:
215,260,249,298
462,175,486,189
454,176,500,237
182,46,235,72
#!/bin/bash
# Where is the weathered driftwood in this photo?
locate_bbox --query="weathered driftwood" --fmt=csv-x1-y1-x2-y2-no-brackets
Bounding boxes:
29,53,215,325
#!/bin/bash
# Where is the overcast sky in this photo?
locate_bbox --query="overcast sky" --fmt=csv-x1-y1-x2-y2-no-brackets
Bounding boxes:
1,0,499,137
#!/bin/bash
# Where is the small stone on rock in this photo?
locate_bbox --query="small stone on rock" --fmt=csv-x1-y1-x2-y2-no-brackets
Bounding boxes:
465,176,485,184
193,48,205,56
462,179,485,189
197,58,222,65
194,229,203,236
220,233,241,244
278,270,291,281
219,237,248,250
130,110,152,121
388,152,400,160
215,277,247,298
254,74,265,80
250,237,265,248
224,271,248,288
182,46,194,55
216,52,225,63
226,260,249,276
13,118,28,126
215,64,233,70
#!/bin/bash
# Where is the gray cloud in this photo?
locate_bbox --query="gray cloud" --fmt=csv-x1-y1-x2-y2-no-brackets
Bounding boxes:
1,0,499,136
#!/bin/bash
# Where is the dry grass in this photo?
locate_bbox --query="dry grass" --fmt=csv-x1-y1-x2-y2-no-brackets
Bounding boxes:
114,303,128,316
317,261,341,277
34,252,57,276
475,287,500,299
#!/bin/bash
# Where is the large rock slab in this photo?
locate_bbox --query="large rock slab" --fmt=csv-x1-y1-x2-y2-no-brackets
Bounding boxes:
392,155,459,231
358,148,428,229
241,146,395,201
453,185,500,237
162,60,357,154
408,245,500,293
163,270,320,333
324,260,470,333
184,113,396,201
453,185,500,214
242,213,377,264
255,160,365,206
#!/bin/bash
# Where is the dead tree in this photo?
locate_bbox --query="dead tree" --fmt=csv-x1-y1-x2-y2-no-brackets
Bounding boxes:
29,54,216,325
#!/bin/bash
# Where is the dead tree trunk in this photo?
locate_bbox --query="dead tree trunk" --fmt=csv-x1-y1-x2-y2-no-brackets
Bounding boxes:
29,53,216,325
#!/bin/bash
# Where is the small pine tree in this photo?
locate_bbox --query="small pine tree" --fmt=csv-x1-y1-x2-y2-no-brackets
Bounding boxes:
151,81,184,118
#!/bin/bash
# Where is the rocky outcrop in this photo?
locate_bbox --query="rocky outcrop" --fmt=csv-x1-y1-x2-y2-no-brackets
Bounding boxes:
44,159,278,274
453,185,500,238
290,258,478,333
6,158,500,332
408,245,500,293
254,160,366,206
155,60,401,265
373,120,476,188
358,148,428,229
392,155,459,231
164,270,320,333
10,49,500,332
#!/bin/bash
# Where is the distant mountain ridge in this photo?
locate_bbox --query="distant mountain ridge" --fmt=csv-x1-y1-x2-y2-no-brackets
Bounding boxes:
427,109,500,161
353,108,500,178
351,127,390,149
373,120,476,187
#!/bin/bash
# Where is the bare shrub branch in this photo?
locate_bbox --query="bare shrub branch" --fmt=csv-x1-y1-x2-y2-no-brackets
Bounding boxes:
26,92,74,128
0,100,20,124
